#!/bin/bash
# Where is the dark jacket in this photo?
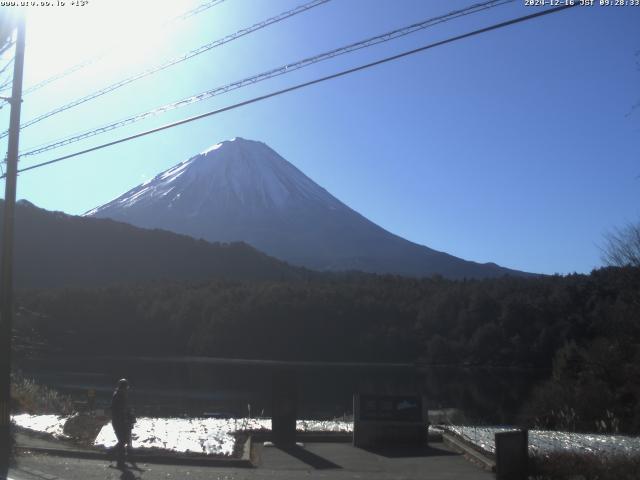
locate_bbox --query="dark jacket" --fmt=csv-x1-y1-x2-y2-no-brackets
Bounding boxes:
111,389,133,429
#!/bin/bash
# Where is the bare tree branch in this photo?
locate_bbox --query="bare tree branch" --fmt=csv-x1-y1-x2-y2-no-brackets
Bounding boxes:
601,222,640,267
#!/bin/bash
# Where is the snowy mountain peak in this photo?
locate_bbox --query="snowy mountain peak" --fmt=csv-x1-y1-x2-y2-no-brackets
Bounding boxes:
200,136,254,155
86,138,527,279
86,138,341,217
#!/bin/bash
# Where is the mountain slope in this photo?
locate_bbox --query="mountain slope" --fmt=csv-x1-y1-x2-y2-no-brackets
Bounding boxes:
4,200,303,289
87,137,528,279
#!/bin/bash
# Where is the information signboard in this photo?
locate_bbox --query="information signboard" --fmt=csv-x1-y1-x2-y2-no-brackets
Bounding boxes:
353,393,427,448
359,394,422,422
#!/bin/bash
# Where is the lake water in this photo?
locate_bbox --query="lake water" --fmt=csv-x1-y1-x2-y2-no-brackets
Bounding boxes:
15,355,546,423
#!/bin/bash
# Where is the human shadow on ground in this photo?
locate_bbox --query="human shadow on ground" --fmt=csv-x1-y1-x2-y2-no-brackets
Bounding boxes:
108,463,144,479
119,469,140,480
361,443,459,458
276,444,342,470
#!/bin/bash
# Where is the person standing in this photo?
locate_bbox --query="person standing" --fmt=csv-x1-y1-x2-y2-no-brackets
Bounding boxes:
111,378,135,468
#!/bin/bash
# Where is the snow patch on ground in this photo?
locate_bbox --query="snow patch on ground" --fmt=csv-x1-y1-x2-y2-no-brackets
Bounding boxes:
444,425,640,458
95,417,240,456
95,417,353,456
12,414,353,457
11,414,68,439
13,414,639,460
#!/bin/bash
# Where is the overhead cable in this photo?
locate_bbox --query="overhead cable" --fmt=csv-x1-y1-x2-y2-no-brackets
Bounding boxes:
19,0,514,157
177,0,230,21
6,3,578,179
0,56,13,78
0,0,330,140
0,40,14,58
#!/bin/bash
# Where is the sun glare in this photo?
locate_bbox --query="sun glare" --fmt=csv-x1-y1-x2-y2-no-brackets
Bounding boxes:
23,0,198,85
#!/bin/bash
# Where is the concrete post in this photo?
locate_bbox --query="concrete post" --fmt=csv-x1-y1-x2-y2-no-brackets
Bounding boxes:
271,370,297,445
495,429,528,480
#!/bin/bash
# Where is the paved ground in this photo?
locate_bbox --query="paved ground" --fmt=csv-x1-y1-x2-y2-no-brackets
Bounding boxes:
7,440,493,480
13,433,96,453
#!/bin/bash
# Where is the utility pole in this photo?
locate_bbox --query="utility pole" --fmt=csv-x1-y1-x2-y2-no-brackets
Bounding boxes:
0,14,26,476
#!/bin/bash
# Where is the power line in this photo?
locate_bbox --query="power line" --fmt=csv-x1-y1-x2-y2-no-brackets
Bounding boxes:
0,0,227,97
5,3,578,179
19,0,514,158
0,79,10,94
0,73,12,103
0,40,14,58
0,71,12,95
178,0,230,21
0,48,15,96
0,56,13,78
0,0,330,140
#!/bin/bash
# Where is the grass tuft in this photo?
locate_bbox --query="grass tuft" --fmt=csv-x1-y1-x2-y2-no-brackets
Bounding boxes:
10,371,73,415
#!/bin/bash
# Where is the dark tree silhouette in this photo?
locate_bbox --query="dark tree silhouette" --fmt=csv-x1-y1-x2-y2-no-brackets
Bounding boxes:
602,222,640,267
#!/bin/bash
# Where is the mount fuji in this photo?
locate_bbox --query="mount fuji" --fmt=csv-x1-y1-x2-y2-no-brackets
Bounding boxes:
86,137,526,279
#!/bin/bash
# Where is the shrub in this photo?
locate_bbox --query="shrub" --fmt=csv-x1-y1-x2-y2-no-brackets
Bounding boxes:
521,339,640,434
10,372,73,414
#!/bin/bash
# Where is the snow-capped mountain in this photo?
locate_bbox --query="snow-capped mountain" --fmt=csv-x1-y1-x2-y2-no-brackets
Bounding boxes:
86,137,526,278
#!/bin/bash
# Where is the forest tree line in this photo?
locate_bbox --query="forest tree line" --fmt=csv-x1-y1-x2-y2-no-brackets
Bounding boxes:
13,266,640,433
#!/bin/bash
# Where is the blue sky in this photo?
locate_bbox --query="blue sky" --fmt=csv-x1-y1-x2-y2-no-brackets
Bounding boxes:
1,0,638,275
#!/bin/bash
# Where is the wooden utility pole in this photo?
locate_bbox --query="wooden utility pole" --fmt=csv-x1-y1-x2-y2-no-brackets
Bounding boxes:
0,15,26,475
